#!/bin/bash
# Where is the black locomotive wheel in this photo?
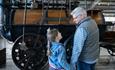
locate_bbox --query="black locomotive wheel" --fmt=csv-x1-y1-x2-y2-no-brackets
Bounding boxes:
12,33,48,70
64,35,73,63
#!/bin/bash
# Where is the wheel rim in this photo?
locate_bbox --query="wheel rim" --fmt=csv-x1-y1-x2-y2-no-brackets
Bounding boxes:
64,35,73,63
12,33,48,70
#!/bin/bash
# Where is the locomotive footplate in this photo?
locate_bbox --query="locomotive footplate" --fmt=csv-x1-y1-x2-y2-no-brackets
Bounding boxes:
100,42,115,56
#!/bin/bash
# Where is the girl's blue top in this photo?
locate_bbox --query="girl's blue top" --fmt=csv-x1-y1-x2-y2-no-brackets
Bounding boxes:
48,42,70,70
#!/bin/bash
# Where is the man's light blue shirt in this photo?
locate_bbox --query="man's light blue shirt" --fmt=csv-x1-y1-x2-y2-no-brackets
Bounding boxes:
71,17,100,65
71,27,87,64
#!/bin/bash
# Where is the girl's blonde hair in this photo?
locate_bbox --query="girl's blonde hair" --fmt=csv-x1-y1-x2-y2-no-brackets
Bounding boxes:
47,28,59,42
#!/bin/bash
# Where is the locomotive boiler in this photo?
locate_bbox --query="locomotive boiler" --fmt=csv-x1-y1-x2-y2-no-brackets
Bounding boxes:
0,0,78,70
1,0,114,70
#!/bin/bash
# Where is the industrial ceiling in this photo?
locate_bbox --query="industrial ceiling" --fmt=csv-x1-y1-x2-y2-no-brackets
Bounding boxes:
78,0,115,17
6,0,115,18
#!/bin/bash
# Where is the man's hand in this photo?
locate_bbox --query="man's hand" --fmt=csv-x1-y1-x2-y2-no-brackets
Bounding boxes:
70,63,76,70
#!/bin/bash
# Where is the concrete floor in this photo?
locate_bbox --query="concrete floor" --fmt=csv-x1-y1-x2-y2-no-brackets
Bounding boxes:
0,36,115,70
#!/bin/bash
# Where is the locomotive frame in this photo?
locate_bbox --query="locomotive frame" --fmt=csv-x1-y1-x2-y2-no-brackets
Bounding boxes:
0,0,78,70
0,0,115,70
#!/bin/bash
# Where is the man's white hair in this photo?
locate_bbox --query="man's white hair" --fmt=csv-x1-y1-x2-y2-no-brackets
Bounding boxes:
71,7,87,17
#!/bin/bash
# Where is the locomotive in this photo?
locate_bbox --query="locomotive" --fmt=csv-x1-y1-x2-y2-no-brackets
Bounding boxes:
0,0,78,70
0,0,114,70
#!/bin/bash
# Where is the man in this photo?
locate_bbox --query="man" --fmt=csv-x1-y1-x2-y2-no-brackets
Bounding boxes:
70,7,100,70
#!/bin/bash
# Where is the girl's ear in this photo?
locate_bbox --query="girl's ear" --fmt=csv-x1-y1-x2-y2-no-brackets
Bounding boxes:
55,34,59,42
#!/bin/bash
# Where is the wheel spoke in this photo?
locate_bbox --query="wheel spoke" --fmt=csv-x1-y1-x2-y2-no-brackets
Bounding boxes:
12,34,48,70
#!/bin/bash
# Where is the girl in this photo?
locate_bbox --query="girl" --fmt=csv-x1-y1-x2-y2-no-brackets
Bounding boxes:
46,28,70,70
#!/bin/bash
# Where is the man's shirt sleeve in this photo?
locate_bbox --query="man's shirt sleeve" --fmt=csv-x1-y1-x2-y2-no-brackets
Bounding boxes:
71,28,87,64
58,46,70,70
